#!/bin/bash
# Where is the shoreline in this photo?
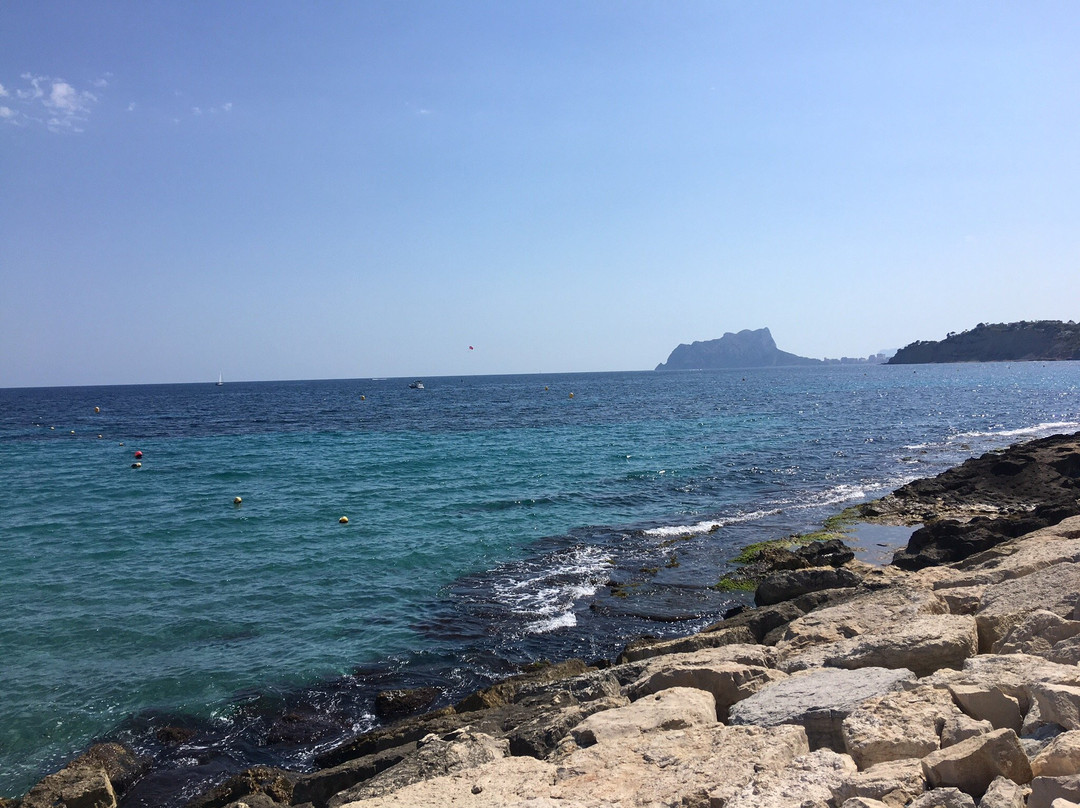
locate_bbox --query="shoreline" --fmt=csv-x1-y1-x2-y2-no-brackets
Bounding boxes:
10,430,1080,808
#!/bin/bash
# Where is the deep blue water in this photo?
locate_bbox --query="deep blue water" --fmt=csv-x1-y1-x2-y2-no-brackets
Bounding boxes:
2,364,1079,802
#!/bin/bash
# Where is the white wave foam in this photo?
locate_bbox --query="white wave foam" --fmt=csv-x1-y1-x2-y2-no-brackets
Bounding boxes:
643,509,782,539
951,421,1080,441
525,610,578,634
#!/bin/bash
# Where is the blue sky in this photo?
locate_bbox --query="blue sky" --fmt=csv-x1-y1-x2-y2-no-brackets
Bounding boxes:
3,2,1079,386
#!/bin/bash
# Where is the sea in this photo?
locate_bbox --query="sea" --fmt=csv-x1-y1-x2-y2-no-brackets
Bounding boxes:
2,363,1079,803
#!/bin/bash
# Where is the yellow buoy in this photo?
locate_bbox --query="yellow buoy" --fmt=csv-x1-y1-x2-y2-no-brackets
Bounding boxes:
339,516,349,524
233,496,243,505
360,395,366,401
94,406,100,413
70,430,75,434
131,462,142,468
568,392,574,399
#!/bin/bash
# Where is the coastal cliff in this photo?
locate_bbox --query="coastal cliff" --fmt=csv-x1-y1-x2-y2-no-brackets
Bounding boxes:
656,328,822,371
889,320,1080,364
18,433,1080,808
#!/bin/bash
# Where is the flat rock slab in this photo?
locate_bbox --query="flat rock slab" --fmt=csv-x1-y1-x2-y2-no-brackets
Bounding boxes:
336,723,811,808
728,666,915,751
627,656,786,721
823,613,978,677
570,686,717,746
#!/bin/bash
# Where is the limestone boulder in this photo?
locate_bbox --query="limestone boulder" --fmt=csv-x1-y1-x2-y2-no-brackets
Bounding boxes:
723,748,857,808
934,518,1080,588
1032,731,1080,777
921,728,1033,800
569,686,716,747
942,713,994,747
922,653,1080,720
729,666,915,751
824,614,978,677
21,765,117,808
1032,684,1080,731
327,728,508,806
949,683,1024,732
627,653,787,721
994,610,1080,657
775,585,947,655
616,626,759,663
975,562,1080,652
755,566,863,607
507,695,628,759
979,775,1029,808
1048,636,1080,666
909,788,977,808
832,757,927,806
1030,775,1080,808
843,683,962,769
336,723,811,808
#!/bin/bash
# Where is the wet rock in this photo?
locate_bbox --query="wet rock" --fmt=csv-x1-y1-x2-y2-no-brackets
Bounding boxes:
373,687,439,720
327,728,507,806
755,566,862,607
184,766,294,808
20,742,150,808
921,728,1033,800
291,743,415,807
454,658,591,712
728,666,915,751
314,708,464,768
704,600,805,643
616,623,758,662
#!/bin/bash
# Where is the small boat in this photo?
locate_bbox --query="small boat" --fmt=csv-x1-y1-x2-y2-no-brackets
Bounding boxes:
408,380,424,389
216,373,224,386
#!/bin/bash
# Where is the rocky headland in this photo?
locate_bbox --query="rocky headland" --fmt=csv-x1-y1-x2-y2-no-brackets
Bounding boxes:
655,328,824,371
889,321,1080,364
11,433,1080,808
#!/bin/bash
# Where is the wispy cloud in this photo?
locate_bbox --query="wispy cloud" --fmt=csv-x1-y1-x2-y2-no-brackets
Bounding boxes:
2,73,102,132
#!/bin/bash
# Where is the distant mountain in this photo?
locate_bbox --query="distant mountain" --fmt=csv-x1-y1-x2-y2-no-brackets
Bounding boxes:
655,328,822,371
888,320,1080,364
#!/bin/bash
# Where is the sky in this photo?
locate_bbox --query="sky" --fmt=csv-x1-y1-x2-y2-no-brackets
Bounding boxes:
2,2,1079,387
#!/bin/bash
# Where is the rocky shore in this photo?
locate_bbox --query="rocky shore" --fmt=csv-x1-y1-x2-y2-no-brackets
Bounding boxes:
10,433,1080,808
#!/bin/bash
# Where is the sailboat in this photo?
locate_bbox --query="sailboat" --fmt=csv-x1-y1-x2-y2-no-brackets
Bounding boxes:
216,372,224,386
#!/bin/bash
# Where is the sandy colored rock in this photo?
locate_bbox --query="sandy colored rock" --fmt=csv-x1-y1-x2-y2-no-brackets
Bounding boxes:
21,765,117,808
922,728,1033,799
1032,683,1080,731
824,614,978,677
1033,731,1080,777
833,757,927,806
975,562,1080,652
569,686,717,746
775,585,948,654
941,713,994,747
909,787,977,808
337,723,810,808
842,684,961,769
949,683,1024,732
994,610,1080,656
730,666,915,751
627,654,786,720
723,748,857,808
1030,775,1080,808
979,775,1029,808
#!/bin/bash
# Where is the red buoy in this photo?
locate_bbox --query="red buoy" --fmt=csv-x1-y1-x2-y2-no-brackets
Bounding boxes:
134,450,143,458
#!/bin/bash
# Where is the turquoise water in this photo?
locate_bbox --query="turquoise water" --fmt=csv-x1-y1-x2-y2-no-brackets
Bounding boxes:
1,364,1079,801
